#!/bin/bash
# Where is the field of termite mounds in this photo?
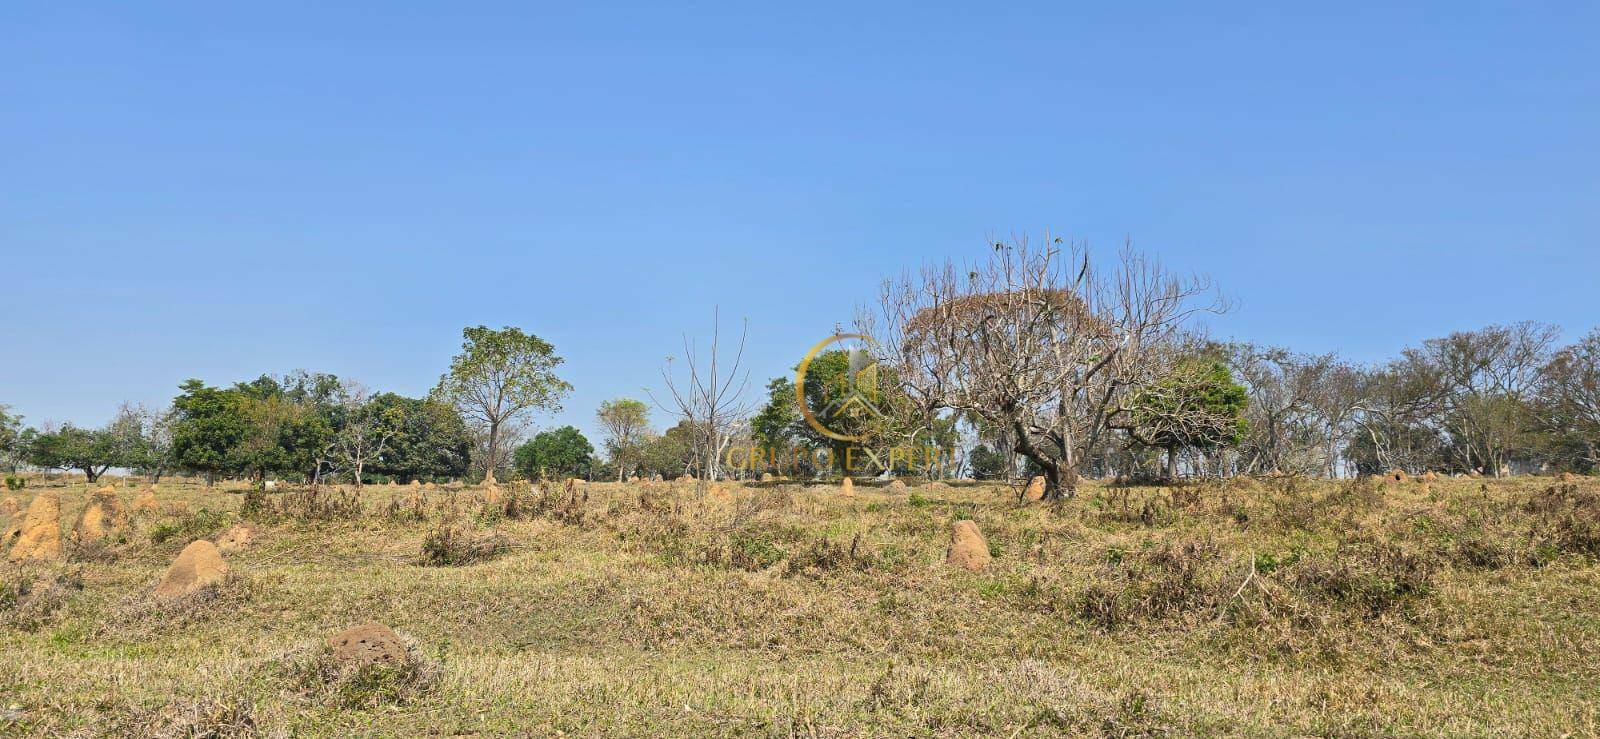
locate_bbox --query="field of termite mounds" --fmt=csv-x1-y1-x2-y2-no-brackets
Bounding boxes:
3,469,1598,735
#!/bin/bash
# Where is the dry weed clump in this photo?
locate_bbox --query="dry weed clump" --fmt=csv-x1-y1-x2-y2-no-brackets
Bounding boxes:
96,695,262,738
0,563,83,631
1075,540,1228,629
66,536,125,564
241,486,363,524
1274,537,1438,620
110,571,259,635
417,517,508,566
1523,483,1600,558
148,507,230,546
274,626,439,710
782,532,886,577
1073,532,1440,634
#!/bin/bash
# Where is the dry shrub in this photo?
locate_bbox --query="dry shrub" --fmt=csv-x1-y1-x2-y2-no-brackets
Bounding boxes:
1278,538,1437,619
727,485,794,527
0,564,83,631
1261,477,1383,533
242,486,363,524
381,493,430,524
783,532,884,577
697,526,796,571
274,634,439,710
1076,534,1439,633
102,695,260,738
484,479,588,525
1449,534,1521,569
1075,540,1227,629
67,536,125,564
110,572,259,635
417,518,507,566
1001,659,1180,736
1524,483,1600,558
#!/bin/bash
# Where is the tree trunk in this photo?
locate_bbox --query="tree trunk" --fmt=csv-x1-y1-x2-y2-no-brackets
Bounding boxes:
485,420,500,484
1012,420,1076,500
83,466,100,483
1166,442,1179,482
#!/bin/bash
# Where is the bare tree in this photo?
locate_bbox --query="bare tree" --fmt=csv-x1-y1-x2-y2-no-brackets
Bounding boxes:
1539,327,1600,470
1229,345,1365,476
862,237,1224,499
327,381,399,488
650,309,754,483
1409,322,1558,476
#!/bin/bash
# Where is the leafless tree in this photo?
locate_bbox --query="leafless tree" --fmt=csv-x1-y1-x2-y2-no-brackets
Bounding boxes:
327,381,399,488
1408,322,1558,476
1538,327,1600,470
861,236,1224,499
650,308,754,483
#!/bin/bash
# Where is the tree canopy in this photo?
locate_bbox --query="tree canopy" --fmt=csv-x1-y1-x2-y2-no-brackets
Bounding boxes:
513,426,595,480
434,326,571,482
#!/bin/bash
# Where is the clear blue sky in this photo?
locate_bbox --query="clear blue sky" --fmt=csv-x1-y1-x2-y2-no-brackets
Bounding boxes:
3,2,1596,444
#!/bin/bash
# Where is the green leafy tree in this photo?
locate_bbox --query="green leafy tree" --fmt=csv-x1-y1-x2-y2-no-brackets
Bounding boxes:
169,376,340,484
0,405,27,472
1120,359,1249,480
639,421,696,478
366,393,472,482
968,444,1008,480
170,379,251,483
433,326,572,484
596,398,651,481
513,426,594,480
233,376,334,482
752,349,931,476
751,377,810,476
28,424,118,482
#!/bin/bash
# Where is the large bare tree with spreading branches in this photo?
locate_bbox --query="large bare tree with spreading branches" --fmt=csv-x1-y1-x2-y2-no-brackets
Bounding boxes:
860,237,1224,499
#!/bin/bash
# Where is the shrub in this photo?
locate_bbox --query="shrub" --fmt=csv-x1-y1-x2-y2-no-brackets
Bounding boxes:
276,637,438,710
418,519,507,566
1074,540,1226,629
783,533,883,576
149,508,229,545
1280,539,1437,619
243,486,363,524
0,565,83,631
109,572,259,635
3,475,24,491
1525,484,1600,558
723,530,786,571
106,696,260,738
382,494,430,524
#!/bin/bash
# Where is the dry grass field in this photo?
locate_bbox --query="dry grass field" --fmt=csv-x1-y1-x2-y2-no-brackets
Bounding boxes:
3,474,1599,737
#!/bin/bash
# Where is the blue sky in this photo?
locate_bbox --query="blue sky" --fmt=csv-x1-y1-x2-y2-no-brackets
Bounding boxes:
3,2,1596,444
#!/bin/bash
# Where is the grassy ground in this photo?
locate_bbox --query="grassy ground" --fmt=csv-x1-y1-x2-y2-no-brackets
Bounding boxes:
2,474,1599,737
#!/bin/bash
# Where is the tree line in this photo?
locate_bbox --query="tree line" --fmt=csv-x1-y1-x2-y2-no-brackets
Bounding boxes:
2,240,1596,493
